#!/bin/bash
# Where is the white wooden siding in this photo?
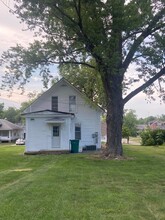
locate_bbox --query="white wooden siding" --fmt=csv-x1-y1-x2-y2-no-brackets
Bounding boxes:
24,79,102,152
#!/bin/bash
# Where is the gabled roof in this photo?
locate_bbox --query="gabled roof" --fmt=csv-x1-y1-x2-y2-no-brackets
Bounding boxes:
59,78,103,112
0,119,22,131
23,77,103,114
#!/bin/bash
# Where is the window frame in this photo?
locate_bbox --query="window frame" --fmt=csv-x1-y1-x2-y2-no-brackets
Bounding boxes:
53,126,60,137
52,96,58,111
69,95,76,112
75,124,81,140
0,130,9,137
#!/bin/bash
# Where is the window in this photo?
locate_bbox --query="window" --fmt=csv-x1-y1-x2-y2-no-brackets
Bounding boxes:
53,126,60,136
75,124,81,140
52,96,58,111
0,131,9,137
69,96,76,112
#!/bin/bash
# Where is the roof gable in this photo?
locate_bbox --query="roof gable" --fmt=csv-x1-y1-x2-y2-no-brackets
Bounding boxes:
23,78,103,113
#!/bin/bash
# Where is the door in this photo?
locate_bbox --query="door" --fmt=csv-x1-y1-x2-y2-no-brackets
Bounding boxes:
52,126,60,148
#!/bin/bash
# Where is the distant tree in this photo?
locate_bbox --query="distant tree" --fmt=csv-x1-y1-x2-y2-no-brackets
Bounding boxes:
137,116,157,125
20,91,42,112
3,107,20,123
19,101,32,113
0,0,165,157
137,117,147,125
122,126,130,144
146,116,157,124
123,110,138,137
159,114,165,121
0,103,4,118
138,115,165,124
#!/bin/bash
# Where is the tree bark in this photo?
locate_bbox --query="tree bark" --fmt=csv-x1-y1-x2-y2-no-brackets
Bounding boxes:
102,72,124,157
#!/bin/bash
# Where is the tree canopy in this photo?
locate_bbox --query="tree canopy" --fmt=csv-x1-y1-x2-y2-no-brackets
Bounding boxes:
1,1,164,99
0,0,165,157
59,61,106,108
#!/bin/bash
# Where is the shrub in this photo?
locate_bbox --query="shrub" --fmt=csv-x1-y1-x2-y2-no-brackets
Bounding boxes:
140,129,164,146
161,130,165,142
140,130,154,146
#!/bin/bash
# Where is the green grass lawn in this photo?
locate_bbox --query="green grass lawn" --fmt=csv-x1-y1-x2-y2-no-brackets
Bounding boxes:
0,144,164,220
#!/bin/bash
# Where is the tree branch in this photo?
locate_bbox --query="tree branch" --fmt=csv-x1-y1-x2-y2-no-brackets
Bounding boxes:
51,3,78,26
122,8,165,71
123,67,165,104
59,61,96,69
39,58,96,69
123,29,144,42
46,1,102,64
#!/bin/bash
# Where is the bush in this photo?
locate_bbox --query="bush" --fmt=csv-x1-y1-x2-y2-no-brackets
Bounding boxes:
161,130,165,142
140,129,164,146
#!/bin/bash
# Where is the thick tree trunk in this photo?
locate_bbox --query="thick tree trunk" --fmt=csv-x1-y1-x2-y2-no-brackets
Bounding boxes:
98,0,124,157
102,73,124,157
106,91,123,157
106,101,123,157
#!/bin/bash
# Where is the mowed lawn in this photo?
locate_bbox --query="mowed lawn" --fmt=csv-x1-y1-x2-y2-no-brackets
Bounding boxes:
0,144,164,220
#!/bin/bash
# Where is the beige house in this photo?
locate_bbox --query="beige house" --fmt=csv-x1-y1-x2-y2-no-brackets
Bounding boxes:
0,119,23,142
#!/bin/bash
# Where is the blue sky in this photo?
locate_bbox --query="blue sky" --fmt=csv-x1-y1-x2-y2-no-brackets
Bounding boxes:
0,0,164,118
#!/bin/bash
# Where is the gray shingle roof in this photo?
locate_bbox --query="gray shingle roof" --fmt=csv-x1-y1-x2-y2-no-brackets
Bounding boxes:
0,119,22,131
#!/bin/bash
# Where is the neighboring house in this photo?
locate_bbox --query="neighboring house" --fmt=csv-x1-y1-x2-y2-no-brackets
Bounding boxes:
136,124,147,134
0,119,23,142
148,121,165,130
23,78,102,153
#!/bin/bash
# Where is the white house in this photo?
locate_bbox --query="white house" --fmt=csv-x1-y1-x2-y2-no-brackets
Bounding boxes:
23,78,102,154
0,119,23,142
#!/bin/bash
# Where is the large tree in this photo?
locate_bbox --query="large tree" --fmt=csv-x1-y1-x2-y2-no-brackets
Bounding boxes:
0,0,165,157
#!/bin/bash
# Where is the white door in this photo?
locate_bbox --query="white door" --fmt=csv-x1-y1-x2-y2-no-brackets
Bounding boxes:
52,126,60,148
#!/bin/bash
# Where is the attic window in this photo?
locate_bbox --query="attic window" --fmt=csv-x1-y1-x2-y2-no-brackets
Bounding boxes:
69,96,76,113
52,96,58,111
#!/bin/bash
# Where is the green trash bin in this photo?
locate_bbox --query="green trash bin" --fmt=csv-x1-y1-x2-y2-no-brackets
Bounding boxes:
70,140,79,153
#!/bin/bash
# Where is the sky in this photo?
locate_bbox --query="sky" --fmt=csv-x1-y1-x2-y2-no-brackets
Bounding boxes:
0,0,164,118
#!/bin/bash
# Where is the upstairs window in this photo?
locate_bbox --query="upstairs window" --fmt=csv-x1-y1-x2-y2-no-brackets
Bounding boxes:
52,96,58,111
69,96,76,112
75,124,81,140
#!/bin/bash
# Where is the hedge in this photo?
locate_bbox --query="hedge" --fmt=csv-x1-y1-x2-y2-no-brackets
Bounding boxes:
140,129,165,146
